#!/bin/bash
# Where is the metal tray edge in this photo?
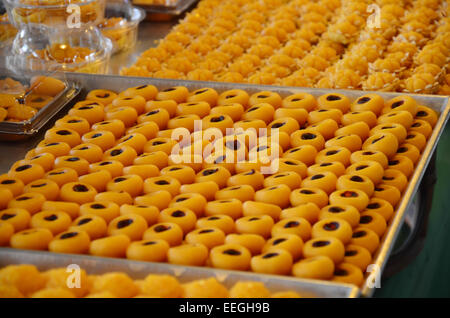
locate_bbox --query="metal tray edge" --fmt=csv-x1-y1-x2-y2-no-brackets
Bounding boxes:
3,72,449,298
360,97,450,297
0,248,359,298
62,73,450,110
135,0,198,15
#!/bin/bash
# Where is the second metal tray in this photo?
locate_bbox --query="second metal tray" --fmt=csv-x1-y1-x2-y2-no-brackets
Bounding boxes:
133,0,199,21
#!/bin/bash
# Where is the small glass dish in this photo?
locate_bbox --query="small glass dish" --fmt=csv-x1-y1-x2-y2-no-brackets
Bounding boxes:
97,1,145,54
4,0,105,27
7,25,112,74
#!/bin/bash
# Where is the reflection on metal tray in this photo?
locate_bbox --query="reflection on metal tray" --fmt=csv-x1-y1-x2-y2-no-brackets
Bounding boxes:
5,72,450,297
0,71,80,141
133,0,199,20
133,0,182,10
0,248,359,298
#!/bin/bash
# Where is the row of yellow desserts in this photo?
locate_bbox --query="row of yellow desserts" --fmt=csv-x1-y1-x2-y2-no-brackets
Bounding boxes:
0,84,437,287
317,0,410,90
238,0,342,86
121,0,343,83
270,0,344,87
307,0,377,89
360,0,449,94
364,0,439,92
401,6,450,94
0,264,301,298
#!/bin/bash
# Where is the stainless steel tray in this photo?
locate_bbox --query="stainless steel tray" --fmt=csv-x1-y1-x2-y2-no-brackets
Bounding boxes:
0,71,81,141
133,0,186,10
2,72,449,298
0,248,359,298
133,0,199,20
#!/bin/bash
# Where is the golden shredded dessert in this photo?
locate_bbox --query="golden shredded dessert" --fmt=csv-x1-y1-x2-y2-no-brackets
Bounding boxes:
0,264,302,298
121,0,450,95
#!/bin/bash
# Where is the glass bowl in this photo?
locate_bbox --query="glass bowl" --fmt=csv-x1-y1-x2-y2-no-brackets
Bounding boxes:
7,25,112,74
4,0,105,27
97,2,145,54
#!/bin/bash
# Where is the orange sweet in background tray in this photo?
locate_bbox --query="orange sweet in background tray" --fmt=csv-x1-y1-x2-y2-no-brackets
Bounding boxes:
0,76,66,123
0,263,303,298
33,43,95,65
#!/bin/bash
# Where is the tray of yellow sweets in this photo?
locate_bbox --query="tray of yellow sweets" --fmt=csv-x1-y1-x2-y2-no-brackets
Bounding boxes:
0,73,448,298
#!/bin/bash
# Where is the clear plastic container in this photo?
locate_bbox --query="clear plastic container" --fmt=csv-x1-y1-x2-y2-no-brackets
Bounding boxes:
0,69,81,140
4,0,105,27
97,1,145,54
7,25,112,74
0,13,17,48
